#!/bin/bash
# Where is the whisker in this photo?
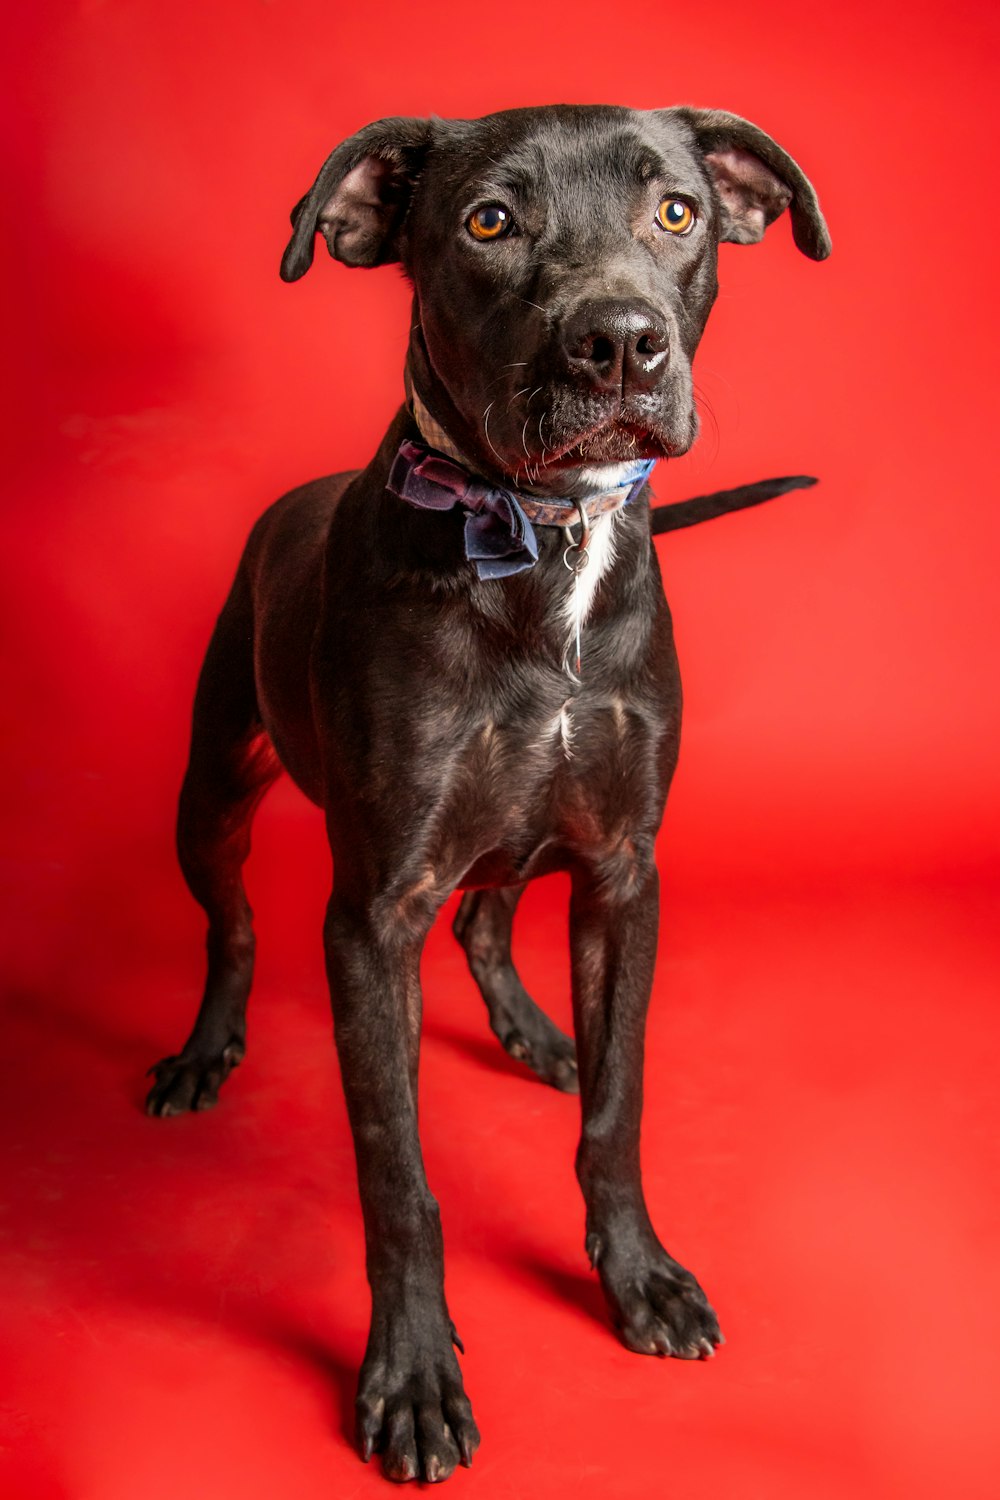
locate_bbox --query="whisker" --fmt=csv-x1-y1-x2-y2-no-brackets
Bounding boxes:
483,401,504,464
694,365,735,396
518,387,544,459
482,371,515,394
482,364,531,395
692,381,720,462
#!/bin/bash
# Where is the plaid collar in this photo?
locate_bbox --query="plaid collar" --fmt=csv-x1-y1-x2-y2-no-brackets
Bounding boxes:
394,381,656,579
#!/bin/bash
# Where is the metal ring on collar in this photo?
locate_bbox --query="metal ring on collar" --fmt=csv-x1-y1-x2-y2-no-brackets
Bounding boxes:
562,498,592,572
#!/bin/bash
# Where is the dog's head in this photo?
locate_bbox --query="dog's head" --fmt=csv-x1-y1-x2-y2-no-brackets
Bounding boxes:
281,105,829,493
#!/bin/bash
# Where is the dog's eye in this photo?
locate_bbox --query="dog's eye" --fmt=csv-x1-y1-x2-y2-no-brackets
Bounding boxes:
655,198,695,235
467,205,513,241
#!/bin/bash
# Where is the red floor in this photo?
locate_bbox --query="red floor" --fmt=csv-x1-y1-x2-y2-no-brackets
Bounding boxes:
3,0,999,1495
2,810,998,1498
3,678,999,1500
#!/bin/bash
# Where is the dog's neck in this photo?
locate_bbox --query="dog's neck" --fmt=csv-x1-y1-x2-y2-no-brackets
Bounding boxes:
392,373,654,592
406,381,476,470
393,369,657,678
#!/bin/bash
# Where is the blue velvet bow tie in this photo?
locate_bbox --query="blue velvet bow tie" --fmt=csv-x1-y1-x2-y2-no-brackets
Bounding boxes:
385,438,656,580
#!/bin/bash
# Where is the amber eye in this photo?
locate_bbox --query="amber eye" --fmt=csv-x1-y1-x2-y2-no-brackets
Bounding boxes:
467,204,513,240
656,198,695,235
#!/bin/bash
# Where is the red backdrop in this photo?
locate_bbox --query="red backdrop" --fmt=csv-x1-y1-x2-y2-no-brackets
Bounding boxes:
2,2,998,1498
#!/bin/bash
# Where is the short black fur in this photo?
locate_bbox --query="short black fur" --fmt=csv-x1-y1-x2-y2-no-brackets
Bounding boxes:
147,103,829,1484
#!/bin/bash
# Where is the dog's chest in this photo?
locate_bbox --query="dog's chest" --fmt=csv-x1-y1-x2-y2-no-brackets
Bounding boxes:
441,678,668,889
421,540,675,877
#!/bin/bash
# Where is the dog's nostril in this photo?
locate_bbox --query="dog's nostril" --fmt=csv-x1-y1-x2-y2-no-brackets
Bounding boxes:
562,300,669,391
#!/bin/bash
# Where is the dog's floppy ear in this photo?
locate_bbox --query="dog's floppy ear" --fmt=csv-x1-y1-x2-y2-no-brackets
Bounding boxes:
280,117,432,282
667,108,830,260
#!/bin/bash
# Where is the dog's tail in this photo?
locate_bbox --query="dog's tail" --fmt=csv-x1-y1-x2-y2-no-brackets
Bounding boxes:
650,475,817,535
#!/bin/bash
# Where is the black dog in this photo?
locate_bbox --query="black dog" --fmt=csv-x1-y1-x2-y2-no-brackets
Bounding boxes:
147,104,829,1483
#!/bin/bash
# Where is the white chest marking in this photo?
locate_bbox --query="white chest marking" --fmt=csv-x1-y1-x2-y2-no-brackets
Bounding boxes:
560,511,619,644
531,698,575,759
559,701,574,758
557,512,624,756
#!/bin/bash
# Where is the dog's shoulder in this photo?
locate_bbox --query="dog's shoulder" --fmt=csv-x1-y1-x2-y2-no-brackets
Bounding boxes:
244,470,359,575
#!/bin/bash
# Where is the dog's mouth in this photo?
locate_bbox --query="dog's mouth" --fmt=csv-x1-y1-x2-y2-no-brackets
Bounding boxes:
483,377,698,484
507,403,692,488
542,420,673,467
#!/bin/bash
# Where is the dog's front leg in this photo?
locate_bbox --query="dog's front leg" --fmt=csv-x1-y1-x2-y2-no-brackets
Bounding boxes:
570,863,724,1360
324,888,480,1482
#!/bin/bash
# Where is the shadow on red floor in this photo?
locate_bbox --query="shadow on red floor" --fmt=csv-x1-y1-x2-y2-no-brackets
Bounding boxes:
2,822,997,1499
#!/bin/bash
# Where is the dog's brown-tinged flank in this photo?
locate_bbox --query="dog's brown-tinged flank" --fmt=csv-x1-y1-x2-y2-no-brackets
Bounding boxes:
147,104,828,1482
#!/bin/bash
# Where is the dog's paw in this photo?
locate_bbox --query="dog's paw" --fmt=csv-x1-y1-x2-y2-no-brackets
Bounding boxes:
145,1040,245,1116
356,1339,480,1483
498,1017,579,1093
595,1241,723,1360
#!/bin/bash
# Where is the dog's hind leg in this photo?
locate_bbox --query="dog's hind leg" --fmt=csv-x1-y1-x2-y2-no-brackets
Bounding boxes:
147,565,281,1116
453,886,578,1092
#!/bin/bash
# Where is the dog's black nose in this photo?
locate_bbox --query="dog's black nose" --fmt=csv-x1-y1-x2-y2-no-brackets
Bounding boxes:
561,300,669,396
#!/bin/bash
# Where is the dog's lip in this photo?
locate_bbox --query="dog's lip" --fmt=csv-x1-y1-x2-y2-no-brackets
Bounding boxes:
533,421,675,468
